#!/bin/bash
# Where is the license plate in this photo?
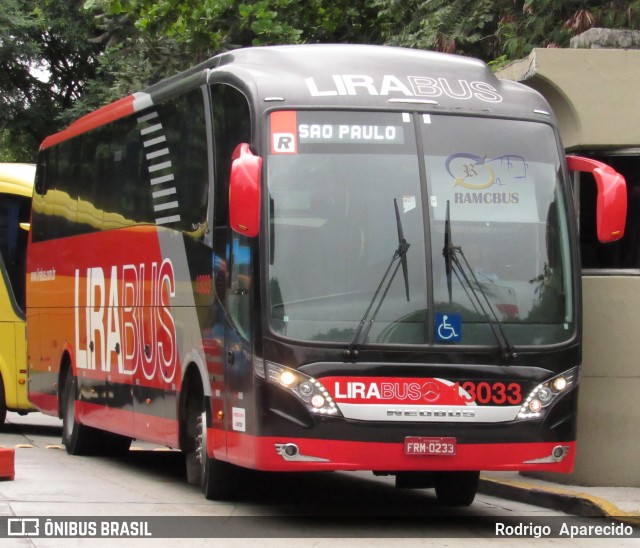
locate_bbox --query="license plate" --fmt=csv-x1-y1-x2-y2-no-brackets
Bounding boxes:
404,436,457,456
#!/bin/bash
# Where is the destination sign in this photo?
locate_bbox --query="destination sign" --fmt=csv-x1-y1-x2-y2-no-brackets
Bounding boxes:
269,110,411,154
298,123,404,144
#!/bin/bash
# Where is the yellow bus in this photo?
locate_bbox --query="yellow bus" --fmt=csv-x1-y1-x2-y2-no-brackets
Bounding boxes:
0,163,36,427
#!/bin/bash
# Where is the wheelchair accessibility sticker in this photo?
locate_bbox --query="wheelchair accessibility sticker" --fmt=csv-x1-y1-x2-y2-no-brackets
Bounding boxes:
436,313,461,342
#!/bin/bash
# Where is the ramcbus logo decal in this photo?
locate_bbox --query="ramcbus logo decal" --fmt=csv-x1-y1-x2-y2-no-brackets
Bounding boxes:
74,259,177,382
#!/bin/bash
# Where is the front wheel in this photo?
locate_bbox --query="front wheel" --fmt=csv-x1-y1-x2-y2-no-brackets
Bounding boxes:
184,395,238,501
197,411,238,500
434,471,480,506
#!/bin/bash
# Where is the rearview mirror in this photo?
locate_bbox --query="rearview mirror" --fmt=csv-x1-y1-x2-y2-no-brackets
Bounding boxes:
229,143,262,237
567,155,627,243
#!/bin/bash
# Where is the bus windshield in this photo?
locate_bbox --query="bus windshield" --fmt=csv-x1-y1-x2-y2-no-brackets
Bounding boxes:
267,111,574,347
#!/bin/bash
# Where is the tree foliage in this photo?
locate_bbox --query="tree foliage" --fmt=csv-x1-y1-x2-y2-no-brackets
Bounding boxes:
0,0,102,161
86,0,380,51
1,0,639,160
375,0,640,61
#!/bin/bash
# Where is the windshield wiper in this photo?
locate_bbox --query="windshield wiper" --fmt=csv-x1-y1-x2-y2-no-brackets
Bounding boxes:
345,198,410,361
442,200,516,362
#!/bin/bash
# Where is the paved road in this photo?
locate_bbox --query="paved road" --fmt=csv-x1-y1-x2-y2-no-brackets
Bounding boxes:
0,412,635,547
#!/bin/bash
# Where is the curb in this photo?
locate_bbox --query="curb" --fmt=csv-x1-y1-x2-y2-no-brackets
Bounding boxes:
478,475,640,526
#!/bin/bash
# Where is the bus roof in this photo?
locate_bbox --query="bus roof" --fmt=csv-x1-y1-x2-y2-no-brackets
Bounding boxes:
0,163,35,197
41,44,555,150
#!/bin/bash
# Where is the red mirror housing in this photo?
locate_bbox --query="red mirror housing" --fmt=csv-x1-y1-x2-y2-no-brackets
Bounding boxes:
229,143,262,237
567,155,627,243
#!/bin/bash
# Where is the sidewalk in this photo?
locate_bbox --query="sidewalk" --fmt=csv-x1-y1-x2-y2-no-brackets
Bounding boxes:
479,472,640,525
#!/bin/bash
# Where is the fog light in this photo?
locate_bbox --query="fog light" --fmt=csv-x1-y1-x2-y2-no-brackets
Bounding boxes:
311,395,325,409
552,445,567,460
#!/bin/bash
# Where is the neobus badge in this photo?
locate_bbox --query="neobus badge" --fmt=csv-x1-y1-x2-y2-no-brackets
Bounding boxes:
304,74,503,103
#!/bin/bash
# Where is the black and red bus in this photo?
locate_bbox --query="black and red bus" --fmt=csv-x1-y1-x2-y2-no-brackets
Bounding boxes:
26,45,627,506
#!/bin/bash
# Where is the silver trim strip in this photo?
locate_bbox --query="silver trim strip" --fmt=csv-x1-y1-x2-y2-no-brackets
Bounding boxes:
387,98,439,105
339,403,520,423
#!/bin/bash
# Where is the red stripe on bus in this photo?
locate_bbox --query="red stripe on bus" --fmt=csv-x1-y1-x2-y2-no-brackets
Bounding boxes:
40,96,137,150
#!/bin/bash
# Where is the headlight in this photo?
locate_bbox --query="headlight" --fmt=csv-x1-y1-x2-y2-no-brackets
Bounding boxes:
265,361,342,417
517,367,578,420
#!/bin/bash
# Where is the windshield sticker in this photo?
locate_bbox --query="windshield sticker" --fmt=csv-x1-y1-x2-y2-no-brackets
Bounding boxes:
402,195,417,213
429,152,540,222
271,110,298,154
447,153,527,188
436,313,461,342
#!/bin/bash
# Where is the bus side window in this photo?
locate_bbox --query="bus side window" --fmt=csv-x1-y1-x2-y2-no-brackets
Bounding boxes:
0,193,30,311
146,90,209,237
210,84,252,337
229,235,252,339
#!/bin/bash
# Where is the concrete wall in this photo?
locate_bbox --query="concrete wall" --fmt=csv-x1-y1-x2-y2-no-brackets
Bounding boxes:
499,35,640,486
574,276,640,486
497,47,640,151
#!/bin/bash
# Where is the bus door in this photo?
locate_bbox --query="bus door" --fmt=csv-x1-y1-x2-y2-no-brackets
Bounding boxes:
223,234,254,464
211,214,255,462
0,188,30,416
210,82,255,462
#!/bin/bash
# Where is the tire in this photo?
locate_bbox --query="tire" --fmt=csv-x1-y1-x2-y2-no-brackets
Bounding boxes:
196,410,238,501
184,394,237,501
434,471,480,507
61,373,96,455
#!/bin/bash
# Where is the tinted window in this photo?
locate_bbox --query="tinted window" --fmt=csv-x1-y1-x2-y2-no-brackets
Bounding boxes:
32,88,210,241
210,84,252,338
0,193,31,310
